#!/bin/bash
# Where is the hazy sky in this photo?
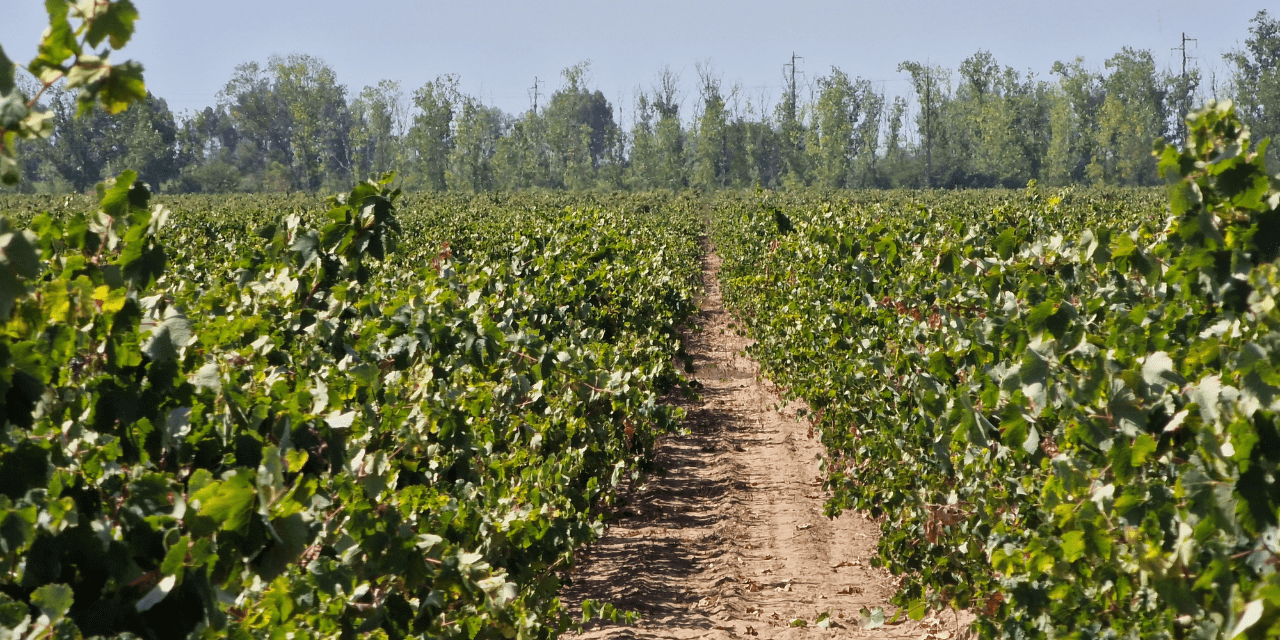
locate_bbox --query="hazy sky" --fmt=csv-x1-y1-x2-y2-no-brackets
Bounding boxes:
0,1,1269,126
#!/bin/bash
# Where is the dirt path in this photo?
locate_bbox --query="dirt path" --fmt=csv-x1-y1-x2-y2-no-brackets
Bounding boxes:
560,248,973,639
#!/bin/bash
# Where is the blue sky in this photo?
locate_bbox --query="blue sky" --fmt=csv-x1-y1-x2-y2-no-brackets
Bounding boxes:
0,1,1268,126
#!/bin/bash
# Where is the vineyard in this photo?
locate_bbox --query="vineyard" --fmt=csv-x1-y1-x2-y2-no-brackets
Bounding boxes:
0,102,1278,639
711,103,1280,639
0,181,702,637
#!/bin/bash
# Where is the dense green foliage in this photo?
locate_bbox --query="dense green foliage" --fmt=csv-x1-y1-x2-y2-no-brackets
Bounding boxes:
6,11,1279,193
712,103,1280,638
0,182,701,638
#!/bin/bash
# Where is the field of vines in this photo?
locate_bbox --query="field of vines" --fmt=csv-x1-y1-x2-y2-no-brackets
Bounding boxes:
712,102,1280,639
0,182,702,638
1,101,1279,640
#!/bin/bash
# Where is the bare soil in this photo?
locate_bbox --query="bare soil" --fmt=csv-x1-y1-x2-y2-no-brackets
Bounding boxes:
560,249,974,639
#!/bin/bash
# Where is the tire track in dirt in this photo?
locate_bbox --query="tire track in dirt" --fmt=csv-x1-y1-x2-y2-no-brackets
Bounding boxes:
560,247,973,639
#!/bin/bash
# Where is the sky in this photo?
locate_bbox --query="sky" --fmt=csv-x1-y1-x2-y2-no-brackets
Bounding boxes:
0,1,1269,129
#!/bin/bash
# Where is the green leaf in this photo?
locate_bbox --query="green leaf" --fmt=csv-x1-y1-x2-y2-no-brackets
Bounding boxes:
191,362,220,392
0,592,28,627
30,583,74,622
32,0,78,74
994,228,1017,259
143,311,192,363
84,0,139,49
95,60,145,114
1061,530,1086,562
858,606,885,629
0,144,19,186
98,170,139,218
161,535,189,577
1130,434,1157,467
193,471,257,532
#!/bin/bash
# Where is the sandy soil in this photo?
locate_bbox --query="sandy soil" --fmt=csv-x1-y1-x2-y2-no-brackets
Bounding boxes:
559,248,975,639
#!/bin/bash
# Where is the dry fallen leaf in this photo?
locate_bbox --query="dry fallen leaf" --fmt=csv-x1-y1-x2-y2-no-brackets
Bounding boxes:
831,561,854,568
797,523,813,530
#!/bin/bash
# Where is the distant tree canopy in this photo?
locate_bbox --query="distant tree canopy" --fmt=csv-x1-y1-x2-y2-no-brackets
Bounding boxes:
6,11,1279,193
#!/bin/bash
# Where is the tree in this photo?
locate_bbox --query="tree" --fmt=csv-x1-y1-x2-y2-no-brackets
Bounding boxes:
1225,10,1280,168
493,110,551,190
215,55,353,192
447,97,504,192
952,51,1044,186
899,61,953,187
806,67,859,189
107,92,180,188
217,61,291,188
1046,58,1102,185
629,67,688,190
692,62,730,189
174,105,242,192
271,54,353,191
38,87,112,191
1089,48,1167,185
542,62,619,189
351,80,408,180
405,75,459,191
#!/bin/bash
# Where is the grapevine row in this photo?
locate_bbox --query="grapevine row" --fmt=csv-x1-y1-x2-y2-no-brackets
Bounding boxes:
712,102,1280,639
0,178,700,638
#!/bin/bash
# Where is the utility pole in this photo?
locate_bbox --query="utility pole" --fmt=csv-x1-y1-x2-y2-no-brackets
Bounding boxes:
924,61,933,189
783,52,803,123
529,76,543,116
1172,32,1197,145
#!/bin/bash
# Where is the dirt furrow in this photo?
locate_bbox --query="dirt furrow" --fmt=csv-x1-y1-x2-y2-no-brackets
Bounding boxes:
560,248,973,639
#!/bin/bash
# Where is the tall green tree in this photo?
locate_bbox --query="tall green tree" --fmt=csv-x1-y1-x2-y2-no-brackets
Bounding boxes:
952,51,1046,186
270,54,353,191
543,62,619,189
350,80,407,180
493,110,551,190
804,68,881,188
1088,48,1167,185
405,75,459,191
107,91,180,188
447,97,505,192
1226,10,1280,168
692,63,731,189
898,61,953,187
629,67,688,190
806,68,859,189
216,55,353,192
174,105,242,192
37,87,112,191
1045,57,1102,185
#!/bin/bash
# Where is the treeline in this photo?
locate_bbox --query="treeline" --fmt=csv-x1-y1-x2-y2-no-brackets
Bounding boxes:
8,10,1279,193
